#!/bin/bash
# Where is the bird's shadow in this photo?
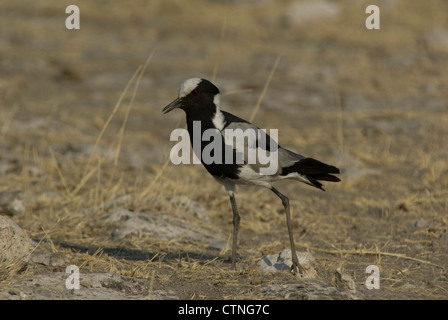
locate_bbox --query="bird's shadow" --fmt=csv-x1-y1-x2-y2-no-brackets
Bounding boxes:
54,241,226,264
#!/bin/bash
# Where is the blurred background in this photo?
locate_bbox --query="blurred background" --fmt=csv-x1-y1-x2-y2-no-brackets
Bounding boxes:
1,0,447,299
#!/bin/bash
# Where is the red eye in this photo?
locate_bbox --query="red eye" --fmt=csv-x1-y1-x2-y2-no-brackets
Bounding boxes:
192,89,199,96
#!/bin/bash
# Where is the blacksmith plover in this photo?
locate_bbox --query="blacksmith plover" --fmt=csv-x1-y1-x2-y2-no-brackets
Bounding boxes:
163,78,340,275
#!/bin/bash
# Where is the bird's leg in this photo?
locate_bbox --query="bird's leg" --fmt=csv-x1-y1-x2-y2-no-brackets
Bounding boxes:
271,187,304,276
228,191,240,270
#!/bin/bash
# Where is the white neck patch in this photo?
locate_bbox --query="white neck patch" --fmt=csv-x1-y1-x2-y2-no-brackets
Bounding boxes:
212,94,226,130
212,109,226,131
179,78,202,98
213,93,221,108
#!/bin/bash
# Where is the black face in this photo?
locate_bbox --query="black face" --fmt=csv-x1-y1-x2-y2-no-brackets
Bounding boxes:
180,79,220,112
194,79,220,96
163,78,220,115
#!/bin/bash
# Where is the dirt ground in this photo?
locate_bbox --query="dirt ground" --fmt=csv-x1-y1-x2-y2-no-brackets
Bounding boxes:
1,0,447,300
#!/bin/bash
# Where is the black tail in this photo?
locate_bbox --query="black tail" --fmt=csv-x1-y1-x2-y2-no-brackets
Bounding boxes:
281,157,340,190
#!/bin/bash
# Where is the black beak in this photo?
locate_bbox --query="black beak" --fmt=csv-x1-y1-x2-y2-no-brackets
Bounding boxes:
163,97,182,114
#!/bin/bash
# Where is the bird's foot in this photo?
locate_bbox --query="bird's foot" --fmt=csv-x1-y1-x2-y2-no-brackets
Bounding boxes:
290,260,305,277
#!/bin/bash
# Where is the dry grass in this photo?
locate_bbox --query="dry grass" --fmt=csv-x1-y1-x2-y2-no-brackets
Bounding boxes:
1,0,447,299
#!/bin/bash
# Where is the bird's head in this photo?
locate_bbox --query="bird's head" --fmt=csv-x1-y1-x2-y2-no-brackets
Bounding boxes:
163,78,221,115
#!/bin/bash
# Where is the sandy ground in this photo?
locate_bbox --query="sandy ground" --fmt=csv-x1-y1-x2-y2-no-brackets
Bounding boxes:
1,0,447,300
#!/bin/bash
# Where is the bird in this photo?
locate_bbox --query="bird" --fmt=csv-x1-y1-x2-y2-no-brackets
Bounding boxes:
163,78,340,275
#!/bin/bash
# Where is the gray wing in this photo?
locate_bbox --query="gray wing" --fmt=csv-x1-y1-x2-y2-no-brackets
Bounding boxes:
219,111,340,189
222,120,305,176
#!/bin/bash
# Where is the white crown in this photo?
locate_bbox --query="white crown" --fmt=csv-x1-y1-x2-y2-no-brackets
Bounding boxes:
178,78,202,98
